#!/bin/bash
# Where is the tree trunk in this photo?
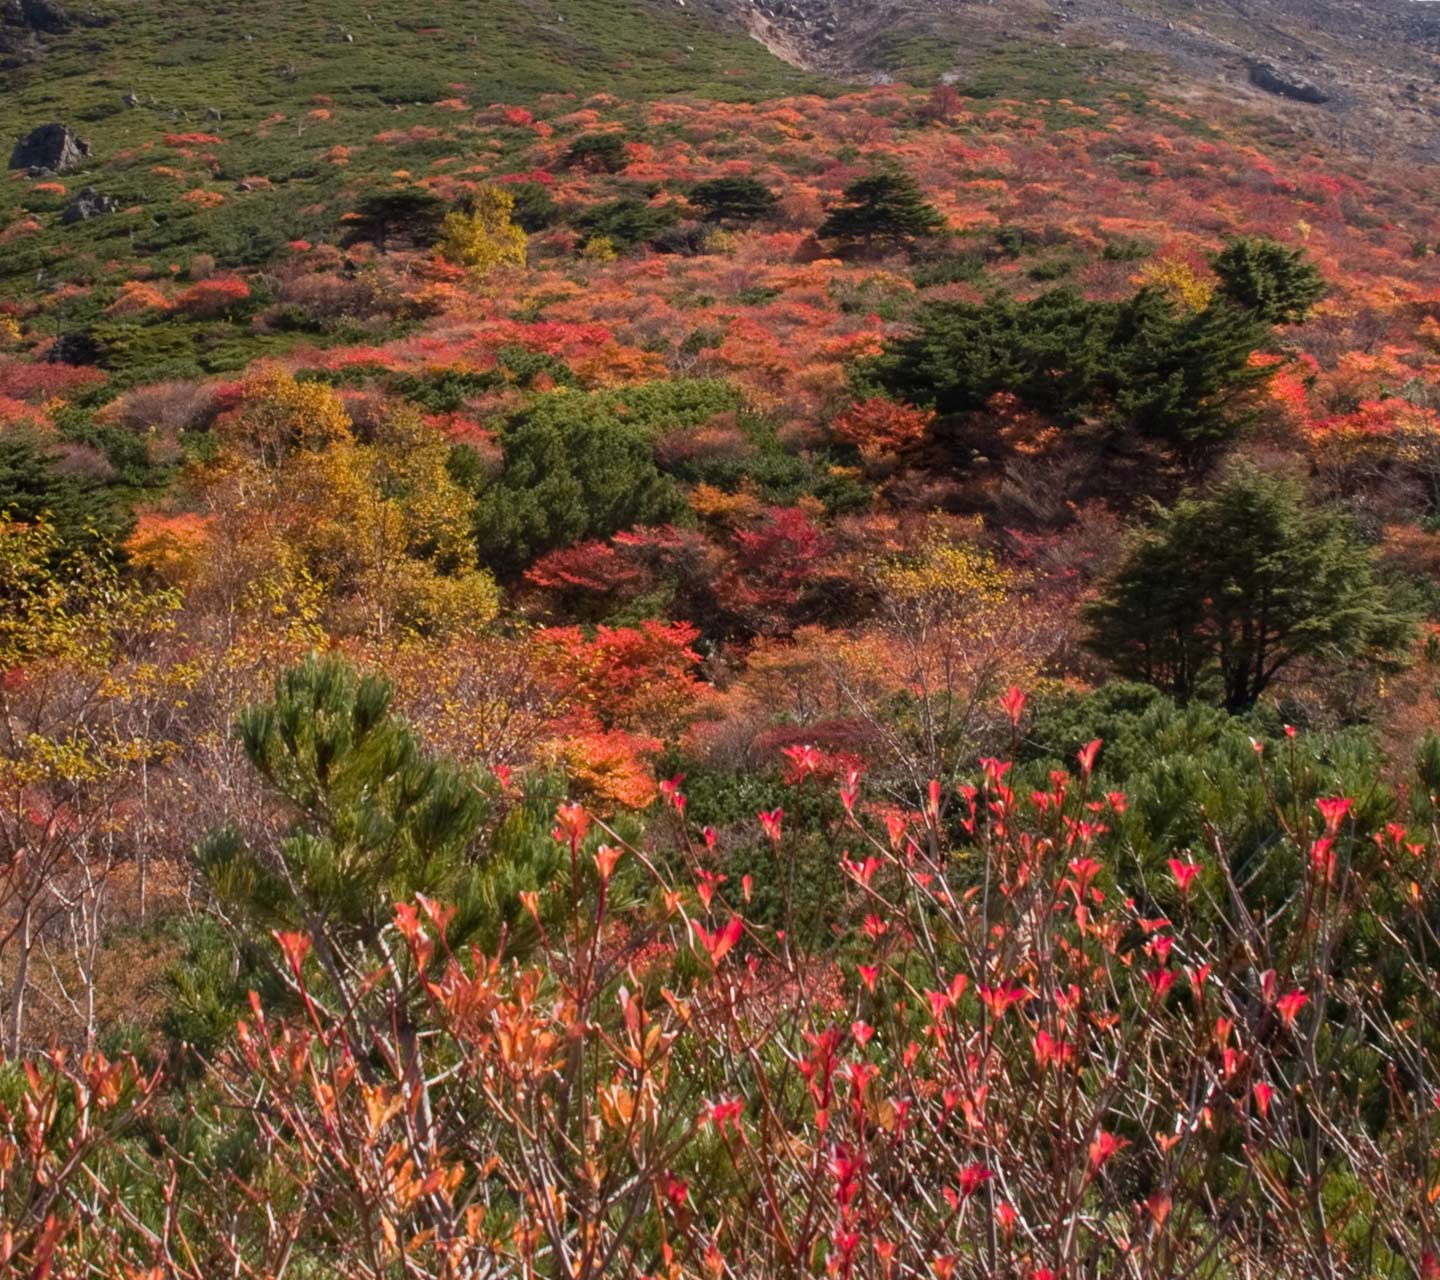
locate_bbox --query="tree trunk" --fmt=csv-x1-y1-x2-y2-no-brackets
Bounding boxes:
7,905,31,1057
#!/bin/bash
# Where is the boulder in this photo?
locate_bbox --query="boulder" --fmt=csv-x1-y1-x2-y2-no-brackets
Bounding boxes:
46,329,102,366
10,122,90,172
5,0,71,34
59,185,119,223
2,0,109,32
1248,60,1330,105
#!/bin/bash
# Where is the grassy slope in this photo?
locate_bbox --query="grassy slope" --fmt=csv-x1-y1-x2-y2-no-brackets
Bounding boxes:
2,0,817,297
8,0,813,121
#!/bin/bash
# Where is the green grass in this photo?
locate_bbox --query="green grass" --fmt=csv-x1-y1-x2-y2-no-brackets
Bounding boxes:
9,0,814,123
1,0,820,298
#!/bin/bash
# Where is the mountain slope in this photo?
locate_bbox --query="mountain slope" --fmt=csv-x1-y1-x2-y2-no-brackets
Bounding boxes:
0,0,816,301
700,0,1440,161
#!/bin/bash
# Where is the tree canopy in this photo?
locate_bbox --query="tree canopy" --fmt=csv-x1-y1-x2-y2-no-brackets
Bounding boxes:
572,197,680,252
467,381,738,577
859,284,1276,445
818,169,945,246
1085,466,1413,710
562,131,629,174
1212,235,1327,324
688,176,778,223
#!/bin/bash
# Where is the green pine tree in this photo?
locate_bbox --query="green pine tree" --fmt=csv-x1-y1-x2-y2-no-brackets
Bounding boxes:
688,176,778,223
562,131,629,174
192,655,568,1020
469,381,732,576
572,197,679,252
342,188,448,253
858,285,1274,446
1211,236,1327,325
1085,467,1413,711
818,170,945,247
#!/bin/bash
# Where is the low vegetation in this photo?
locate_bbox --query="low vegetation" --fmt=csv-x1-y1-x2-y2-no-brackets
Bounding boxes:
4,3,1440,1274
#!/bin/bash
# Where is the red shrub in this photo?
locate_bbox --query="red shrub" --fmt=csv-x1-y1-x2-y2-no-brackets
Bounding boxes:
174,276,251,317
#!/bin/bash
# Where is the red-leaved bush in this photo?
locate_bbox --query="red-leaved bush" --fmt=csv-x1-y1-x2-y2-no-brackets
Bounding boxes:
174,275,251,317
9,689,1440,1277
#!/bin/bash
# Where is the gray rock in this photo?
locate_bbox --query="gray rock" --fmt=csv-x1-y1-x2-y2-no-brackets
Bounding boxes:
1248,60,1330,105
11,0,71,34
122,92,138,107
9,122,90,172
59,185,119,223
46,329,102,366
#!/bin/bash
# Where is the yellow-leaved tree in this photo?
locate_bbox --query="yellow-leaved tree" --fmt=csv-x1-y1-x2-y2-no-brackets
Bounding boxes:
261,408,498,639
438,186,527,276
199,370,498,640
0,519,190,1051
218,364,351,466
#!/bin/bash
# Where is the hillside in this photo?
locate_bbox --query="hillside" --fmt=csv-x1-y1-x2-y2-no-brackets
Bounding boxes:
0,0,813,293
6,1,1440,1276
701,0,1440,161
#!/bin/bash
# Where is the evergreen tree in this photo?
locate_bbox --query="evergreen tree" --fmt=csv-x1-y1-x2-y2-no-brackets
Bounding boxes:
688,176,778,223
200,656,487,955
861,287,1115,417
572,197,680,252
562,131,629,173
1114,293,1275,445
469,383,722,576
819,170,945,247
342,188,447,252
859,285,1273,445
1211,236,1327,325
0,429,127,554
176,652,588,1081
505,179,559,232
1085,467,1412,711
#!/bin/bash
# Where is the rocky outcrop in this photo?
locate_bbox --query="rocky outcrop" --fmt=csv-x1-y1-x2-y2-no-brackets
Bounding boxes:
46,329,102,367
2,0,109,34
5,0,71,33
60,186,119,223
1247,60,1331,104
0,0,111,70
9,122,90,172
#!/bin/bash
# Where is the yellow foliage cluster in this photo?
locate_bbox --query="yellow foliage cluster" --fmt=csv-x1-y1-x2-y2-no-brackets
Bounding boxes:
272,411,499,639
202,370,498,640
878,523,1010,617
0,520,188,794
580,235,618,263
1136,254,1214,313
438,186,528,276
221,366,351,466
702,229,738,256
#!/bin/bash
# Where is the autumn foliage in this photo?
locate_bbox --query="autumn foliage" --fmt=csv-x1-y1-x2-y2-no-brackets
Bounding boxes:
4,51,1440,1280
